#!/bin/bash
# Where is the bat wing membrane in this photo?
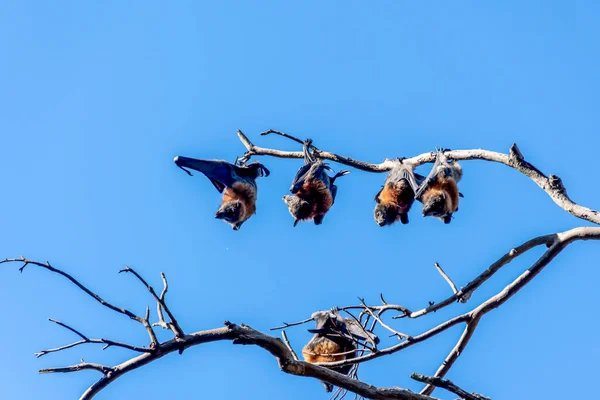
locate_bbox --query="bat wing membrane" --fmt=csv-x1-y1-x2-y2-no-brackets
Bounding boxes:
174,156,239,193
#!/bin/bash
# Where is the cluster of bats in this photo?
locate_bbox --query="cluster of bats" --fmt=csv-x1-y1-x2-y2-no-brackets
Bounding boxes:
174,139,463,230
174,140,463,390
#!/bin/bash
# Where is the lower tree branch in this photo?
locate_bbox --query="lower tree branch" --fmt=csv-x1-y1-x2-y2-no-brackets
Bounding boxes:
3,227,598,399
411,373,490,400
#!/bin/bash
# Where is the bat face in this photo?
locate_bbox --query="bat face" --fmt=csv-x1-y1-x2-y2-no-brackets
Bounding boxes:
374,204,397,226
215,201,244,229
422,192,446,218
282,195,312,226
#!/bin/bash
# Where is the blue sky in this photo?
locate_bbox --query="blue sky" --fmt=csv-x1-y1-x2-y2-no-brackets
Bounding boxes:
1,1,598,399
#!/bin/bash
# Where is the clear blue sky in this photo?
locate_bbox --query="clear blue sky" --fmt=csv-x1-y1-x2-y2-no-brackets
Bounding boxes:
1,1,598,399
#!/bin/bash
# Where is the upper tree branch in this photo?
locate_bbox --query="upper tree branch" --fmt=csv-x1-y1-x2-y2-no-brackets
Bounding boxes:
237,130,600,225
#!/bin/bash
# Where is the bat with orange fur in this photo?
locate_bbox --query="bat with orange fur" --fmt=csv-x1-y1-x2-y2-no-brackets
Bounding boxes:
415,149,463,224
374,160,424,226
302,309,379,392
174,156,269,230
283,139,349,226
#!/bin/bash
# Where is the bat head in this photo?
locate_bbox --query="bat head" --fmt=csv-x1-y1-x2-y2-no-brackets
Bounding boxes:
308,310,343,335
308,310,380,346
246,161,270,178
374,204,397,227
422,192,447,218
283,195,312,226
215,200,244,229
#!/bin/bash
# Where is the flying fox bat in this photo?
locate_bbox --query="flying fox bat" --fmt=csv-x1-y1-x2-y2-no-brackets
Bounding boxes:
414,149,463,224
374,160,425,226
283,139,349,226
302,309,379,392
174,156,269,230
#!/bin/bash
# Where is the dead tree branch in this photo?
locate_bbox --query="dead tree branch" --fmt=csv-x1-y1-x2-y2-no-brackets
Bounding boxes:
2,225,597,399
35,319,151,358
237,130,600,225
411,373,490,400
118,266,184,339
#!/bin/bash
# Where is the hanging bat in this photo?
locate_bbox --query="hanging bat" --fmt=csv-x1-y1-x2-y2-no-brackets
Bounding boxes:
174,156,269,230
414,149,463,224
302,309,379,392
283,139,349,226
374,160,425,226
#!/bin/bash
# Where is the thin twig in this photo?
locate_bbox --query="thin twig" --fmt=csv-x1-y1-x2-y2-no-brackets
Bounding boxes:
411,373,490,400
270,317,315,331
40,362,113,375
433,262,467,303
358,298,412,341
281,331,298,361
35,319,151,358
119,266,184,339
153,272,171,330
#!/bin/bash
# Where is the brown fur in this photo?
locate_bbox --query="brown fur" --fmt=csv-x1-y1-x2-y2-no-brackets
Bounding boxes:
376,180,415,223
421,177,459,214
295,179,333,221
222,182,257,222
302,338,345,363
378,184,400,207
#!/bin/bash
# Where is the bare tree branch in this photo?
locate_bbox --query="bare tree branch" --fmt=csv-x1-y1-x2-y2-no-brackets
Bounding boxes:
118,266,184,339
40,361,113,375
357,298,412,341
411,373,490,400
35,319,151,358
433,263,464,301
316,227,600,376
3,225,597,399
237,130,600,225
394,233,557,319
418,226,600,395
281,331,298,361
0,257,160,349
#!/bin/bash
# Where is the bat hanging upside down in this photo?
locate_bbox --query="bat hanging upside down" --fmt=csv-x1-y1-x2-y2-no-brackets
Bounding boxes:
373,160,425,226
174,156,269,230
283,139,349,226
302,309,379,392
414,149,463,224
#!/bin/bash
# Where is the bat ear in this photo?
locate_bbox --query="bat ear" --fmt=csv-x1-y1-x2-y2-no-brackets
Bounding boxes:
293,219,299,227
256,163,270,177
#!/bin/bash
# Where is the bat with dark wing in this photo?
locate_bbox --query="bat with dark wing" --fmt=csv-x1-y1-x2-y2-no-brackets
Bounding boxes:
414,149,463,224
374,160,425,226
174,156,269,230
283,139,349,226
302,309,379,392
